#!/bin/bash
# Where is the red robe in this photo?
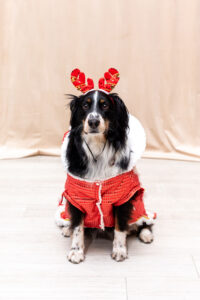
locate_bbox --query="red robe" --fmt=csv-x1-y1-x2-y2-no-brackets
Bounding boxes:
58,169,156,229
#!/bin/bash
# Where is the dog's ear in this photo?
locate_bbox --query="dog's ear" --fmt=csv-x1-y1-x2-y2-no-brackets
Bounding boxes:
67,95,79,114
66,94,82,127
109,93,129,131
108,93,129,150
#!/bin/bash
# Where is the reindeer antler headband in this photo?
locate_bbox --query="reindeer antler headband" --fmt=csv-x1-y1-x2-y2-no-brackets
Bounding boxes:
71,68,120,94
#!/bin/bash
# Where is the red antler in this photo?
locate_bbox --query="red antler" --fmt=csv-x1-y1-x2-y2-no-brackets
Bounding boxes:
98,68,120,93
71,69,94,93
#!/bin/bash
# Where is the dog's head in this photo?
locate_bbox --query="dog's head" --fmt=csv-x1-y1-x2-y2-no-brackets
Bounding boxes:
68,90,129,150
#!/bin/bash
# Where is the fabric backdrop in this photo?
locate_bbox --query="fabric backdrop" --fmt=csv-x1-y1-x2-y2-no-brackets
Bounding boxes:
0,0,200,160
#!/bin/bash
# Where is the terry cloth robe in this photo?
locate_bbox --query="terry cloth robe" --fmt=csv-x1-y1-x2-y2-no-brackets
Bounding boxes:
55,114,156,229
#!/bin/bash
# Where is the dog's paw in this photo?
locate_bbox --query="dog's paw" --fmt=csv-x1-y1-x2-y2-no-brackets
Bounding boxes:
139,228,154,243
111,247,128,262
62,226,71,237
67,249,84,264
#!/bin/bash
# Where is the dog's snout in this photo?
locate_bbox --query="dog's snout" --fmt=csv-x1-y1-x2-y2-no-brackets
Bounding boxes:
88,118,100,129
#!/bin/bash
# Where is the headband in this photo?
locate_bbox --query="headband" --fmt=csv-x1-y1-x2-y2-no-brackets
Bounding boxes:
71,68,120,94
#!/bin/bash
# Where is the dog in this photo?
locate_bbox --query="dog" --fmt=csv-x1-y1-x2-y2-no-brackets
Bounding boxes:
58,89,154,263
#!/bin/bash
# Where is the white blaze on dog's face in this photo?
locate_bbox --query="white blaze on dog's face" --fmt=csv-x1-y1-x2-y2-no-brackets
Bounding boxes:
82,91,111,135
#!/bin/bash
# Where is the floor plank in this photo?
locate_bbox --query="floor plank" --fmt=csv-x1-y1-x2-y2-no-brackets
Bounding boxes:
127,278,200,300
0,277,126,300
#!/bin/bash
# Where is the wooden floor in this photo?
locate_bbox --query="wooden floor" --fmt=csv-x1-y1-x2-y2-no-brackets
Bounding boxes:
0,156,200,300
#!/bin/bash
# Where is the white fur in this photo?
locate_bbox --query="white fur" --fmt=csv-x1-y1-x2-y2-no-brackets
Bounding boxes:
84,113,105,134
139,228,154,243
93,90,98,111
61,133,70,174
61,114,146,181
62,226,71,237
82,136,122,180
54,200,71,227
126,114,146,168
68,222,85,263
112,230,127,261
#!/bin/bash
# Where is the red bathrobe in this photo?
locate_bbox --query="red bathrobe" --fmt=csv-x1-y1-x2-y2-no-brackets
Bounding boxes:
58,169,156,230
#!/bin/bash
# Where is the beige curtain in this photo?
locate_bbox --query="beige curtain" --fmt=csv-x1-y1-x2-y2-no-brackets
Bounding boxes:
0,0,200,160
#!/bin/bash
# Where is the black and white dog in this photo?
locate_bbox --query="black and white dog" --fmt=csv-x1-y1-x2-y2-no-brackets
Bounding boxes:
58,90,154,263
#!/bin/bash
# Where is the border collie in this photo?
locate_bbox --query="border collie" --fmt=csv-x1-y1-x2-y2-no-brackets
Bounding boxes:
57,89,154,263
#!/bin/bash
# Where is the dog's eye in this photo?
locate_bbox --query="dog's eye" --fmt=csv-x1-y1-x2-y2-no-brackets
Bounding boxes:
82,103,89,110
102,103,109,110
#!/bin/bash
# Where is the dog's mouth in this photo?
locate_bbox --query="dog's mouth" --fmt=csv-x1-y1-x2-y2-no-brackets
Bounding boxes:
88,129,99,134
84,129,107,135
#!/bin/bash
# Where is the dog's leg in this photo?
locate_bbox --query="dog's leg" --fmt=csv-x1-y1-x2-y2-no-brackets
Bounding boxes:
67,221,85,263
67,202,85,264
112,200,132,261
112,228,127,261
138,224,154,244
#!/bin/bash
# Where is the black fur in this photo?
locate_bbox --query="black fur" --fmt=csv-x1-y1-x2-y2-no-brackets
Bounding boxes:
66,95,88,176
114,199,133,231
106,93,129,151
117,150,132,170
67,127,88,177
68,201,84,230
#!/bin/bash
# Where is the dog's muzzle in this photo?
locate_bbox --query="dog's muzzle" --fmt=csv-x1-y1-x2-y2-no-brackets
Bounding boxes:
88,114,100,131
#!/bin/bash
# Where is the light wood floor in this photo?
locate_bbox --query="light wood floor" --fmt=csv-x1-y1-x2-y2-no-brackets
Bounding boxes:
0,156,200,300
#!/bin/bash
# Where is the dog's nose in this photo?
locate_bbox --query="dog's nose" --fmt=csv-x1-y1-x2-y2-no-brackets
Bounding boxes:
88,118,100,129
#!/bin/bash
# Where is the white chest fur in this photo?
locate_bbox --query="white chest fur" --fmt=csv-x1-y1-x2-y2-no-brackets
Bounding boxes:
82,136,125,180
61,114,146,181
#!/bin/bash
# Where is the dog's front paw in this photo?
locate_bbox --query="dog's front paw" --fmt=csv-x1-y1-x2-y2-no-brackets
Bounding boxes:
139,228,154,243
62,226,71,237
111,247,127,262
67,248,84,264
